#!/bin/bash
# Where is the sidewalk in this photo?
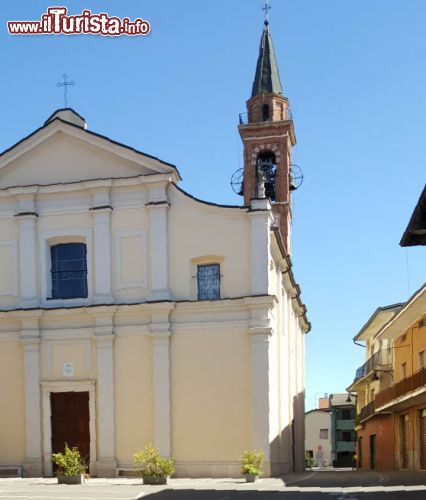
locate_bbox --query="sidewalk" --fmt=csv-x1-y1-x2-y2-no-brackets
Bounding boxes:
0,471,426,492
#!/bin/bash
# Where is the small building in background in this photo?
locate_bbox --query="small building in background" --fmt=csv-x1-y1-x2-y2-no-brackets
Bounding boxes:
329,394,357,467
305,408,332,468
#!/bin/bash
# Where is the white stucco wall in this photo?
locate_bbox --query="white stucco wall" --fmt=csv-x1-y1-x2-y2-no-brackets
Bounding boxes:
305,410,332,467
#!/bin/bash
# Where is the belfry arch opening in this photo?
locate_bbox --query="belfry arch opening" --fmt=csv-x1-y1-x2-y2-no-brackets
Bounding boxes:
256,151,276,201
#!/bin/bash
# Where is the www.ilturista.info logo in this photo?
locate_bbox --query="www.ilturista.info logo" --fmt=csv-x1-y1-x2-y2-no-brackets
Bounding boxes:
8,7,151,36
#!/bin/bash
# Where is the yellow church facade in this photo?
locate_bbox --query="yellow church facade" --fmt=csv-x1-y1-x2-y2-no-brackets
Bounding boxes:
0,20,309,478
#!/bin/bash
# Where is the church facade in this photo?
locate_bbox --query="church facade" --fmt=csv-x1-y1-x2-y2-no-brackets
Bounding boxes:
0,21,309,478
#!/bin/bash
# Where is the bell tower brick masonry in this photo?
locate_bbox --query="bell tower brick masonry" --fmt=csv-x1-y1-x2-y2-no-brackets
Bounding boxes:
239,20,296,255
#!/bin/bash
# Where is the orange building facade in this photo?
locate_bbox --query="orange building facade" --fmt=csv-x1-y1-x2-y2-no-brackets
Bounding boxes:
348,286,426,471
374,287,426,470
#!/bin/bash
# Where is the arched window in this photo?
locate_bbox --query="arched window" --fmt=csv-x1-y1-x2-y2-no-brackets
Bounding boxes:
256,151,277,201
262,104,270,121
51,243,88,299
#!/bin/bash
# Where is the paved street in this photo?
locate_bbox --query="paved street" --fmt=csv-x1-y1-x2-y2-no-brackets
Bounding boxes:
1,472,426,500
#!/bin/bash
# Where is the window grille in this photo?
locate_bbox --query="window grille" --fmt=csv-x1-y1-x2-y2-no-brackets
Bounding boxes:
197,264,220,301
51,243,88,299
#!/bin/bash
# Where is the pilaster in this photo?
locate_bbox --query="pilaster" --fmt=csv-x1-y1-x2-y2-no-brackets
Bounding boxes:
89,308,117,477
91,187,113,304
146,200,171,301
19,312,43,477
244,296,277,477
150,304,174,457
15,191,39,307
248,198,273,296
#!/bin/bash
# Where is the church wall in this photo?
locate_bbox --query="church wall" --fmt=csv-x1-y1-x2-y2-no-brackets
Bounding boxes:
0,340,26,464
111,207,150,303
114,334,154,465
39,339,96,380
168,187,251,300
0,219,19,308
170,327,251,474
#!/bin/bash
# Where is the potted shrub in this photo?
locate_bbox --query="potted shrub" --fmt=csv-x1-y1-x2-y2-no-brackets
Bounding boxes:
240,449,265,482
305,452,314,470
51,444,87,484
133,443,175,485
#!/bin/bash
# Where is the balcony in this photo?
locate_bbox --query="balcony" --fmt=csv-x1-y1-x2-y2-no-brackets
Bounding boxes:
375,367,426,409
336,441,356,452
336,419,355,430
354,348,392,381
238,108,293,125
359,401,375,422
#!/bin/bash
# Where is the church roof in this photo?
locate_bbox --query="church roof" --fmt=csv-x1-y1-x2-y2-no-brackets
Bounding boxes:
0,108,181,180
251,22,283,97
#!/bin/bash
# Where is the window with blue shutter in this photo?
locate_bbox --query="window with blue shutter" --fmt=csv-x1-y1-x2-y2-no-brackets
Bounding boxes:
197,264,220,301
51,243,88,299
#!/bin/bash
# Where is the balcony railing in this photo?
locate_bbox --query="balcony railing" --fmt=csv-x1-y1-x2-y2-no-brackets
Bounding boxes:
354,348,392,381
238,108,293,125
359,401,375,422
375,367,426,409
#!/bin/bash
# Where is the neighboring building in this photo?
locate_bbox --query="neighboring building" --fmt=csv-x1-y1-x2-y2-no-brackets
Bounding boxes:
347,186,426,471
0,19,310,478
400,185,426,247
374,285,426,470
318,394,330,410
347,305,403,470
329,394,356,467
305,409,332,467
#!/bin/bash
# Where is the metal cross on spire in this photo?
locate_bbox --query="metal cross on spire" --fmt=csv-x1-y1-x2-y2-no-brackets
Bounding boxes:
56,74,75,108
262,0,271,25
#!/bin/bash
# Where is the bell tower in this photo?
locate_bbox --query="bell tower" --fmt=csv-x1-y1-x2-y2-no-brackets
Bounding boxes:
239,17,296,254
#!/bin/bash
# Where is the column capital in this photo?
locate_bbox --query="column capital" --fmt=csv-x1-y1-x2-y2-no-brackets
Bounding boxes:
150,329,171,343
95,334,115,347
91,206,113,216
21,337,41,348
249,198,272,211
15,212,38,220
89,185,111,208
146,201,170,210
87,306,116,325
249,326,273,338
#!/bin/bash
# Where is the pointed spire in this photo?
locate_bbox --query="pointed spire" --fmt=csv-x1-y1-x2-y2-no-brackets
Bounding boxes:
251,22,283,98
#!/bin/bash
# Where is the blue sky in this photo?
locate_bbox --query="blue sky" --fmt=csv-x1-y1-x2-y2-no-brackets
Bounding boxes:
1,1,425,410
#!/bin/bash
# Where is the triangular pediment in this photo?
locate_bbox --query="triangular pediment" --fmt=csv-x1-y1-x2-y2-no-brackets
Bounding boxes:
0,115,179,189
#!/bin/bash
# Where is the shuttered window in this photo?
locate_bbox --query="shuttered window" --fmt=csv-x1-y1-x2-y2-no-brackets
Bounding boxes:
51,243,88,299
197,264,220,301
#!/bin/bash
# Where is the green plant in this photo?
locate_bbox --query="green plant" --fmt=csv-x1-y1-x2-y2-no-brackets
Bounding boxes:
305,452,314,470
51,444,87,477
240,449,265,476
133,443,175,478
